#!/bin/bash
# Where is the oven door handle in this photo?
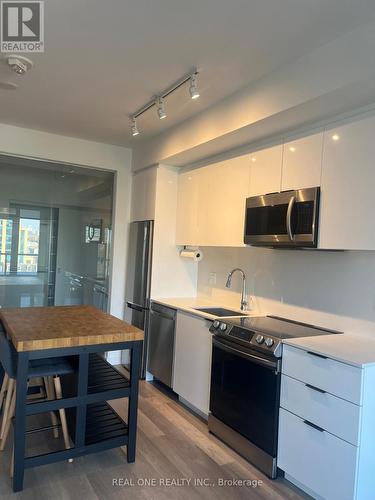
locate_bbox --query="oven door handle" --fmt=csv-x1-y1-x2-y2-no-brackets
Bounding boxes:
212,337,278,371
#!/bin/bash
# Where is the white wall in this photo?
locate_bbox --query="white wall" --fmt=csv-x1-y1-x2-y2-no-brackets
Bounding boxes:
197,247,375,337
151,165,198,298
0,123,132,320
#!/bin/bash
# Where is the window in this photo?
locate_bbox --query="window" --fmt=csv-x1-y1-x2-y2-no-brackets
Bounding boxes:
17,218,40,274
0,212,41,275
0,218,12,275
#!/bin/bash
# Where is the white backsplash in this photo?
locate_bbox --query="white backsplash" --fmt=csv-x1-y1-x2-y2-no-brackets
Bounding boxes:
197,246,375,336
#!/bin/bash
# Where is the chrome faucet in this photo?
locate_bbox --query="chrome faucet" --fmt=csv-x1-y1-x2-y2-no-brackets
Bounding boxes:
225,268,248,311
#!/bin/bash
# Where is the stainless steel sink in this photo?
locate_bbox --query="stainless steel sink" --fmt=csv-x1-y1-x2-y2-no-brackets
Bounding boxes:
194,307,245,317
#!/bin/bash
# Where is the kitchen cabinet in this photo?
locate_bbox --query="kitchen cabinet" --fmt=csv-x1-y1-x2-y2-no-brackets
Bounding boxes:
176,155,250,247
201,156,250,246
248,144,283,196
130,166,157,222
281,132,323,191
319,115,375,250
173,311,213,416
175,169,200,246
278,344,375,500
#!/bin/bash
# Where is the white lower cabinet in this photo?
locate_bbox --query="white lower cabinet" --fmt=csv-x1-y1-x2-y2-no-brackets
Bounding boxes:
173,312,213,416
280,375,361,445
278,344,375,500
278,408,358,500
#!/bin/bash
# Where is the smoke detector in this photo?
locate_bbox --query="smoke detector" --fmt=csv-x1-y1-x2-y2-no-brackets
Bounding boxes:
7,55,33,75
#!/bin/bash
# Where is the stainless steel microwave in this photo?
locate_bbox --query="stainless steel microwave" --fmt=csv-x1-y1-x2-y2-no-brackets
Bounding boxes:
244,187,320,247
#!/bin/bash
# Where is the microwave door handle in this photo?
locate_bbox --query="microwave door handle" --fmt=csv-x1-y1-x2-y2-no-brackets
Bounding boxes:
286,195,296,241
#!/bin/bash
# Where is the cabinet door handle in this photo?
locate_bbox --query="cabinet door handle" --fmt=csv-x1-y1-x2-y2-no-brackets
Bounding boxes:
305,383,326,394
304,420,324,433
307,351,328,359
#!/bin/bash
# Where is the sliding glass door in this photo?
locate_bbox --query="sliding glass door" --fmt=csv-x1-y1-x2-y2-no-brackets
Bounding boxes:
0,155,114,310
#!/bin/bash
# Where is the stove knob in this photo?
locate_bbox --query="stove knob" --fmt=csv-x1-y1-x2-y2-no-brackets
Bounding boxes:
265,337,274,347
255,334,264,344
219,323,227,332
213,320,220,329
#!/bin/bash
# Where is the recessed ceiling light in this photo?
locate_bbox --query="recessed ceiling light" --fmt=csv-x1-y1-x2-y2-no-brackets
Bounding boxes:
332,134,340,141
0,81,18,90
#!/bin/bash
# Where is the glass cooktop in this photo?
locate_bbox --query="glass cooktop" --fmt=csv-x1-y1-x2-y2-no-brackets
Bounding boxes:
225,315,341,339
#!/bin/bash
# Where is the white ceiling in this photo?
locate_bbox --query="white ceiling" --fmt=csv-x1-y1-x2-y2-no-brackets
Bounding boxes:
0,0,375,147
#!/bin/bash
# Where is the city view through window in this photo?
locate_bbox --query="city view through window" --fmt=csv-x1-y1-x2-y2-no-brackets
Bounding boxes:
0,217,41,275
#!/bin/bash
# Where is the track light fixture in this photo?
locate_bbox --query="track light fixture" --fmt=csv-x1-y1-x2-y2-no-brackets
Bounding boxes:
189,73,200,99
156,96,167,120
130,117,139,136
129,69,199,136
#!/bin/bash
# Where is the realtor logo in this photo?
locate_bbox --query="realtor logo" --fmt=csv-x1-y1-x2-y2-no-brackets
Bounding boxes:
1,1,44,52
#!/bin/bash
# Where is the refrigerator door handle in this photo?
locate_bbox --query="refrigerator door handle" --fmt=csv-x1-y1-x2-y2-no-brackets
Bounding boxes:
126,301,145,312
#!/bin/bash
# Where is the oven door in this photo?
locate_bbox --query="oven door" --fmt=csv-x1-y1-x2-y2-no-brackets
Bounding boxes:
244,187,320,247
210,336,281,457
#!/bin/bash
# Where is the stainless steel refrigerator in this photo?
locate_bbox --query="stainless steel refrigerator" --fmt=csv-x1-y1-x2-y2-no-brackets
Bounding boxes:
124,220,153,378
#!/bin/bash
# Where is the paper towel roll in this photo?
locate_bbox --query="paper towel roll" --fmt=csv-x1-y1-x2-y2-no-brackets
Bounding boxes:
179,249,203,262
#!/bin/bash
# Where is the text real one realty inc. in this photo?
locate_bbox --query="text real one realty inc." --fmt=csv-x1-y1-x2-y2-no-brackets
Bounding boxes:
112,478,263,488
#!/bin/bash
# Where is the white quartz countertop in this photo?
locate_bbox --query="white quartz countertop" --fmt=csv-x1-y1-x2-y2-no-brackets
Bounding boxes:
153,298,375,367
151,297,260,321
283,334,375,368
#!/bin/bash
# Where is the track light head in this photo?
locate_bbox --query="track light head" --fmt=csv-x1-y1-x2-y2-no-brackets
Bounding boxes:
130,117,139,136
189,73,200,100
156,96,167,120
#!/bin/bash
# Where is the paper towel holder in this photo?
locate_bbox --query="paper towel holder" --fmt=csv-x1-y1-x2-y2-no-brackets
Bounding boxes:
179,245,203,262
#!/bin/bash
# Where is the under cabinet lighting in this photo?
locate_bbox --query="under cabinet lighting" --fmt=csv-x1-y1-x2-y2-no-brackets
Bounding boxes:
332,134,340,141
289,146,296,152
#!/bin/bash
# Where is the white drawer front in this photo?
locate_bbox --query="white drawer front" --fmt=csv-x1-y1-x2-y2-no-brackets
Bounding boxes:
281,374,361,446
282,345,363,404
278,408,358,500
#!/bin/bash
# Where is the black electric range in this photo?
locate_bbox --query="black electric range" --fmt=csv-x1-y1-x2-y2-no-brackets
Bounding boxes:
208,315,341,479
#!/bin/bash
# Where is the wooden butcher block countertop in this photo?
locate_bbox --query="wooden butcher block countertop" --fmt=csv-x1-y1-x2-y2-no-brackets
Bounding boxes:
0,305,144,352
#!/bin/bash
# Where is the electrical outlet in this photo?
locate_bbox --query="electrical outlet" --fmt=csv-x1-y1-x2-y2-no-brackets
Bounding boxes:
208,272,217,286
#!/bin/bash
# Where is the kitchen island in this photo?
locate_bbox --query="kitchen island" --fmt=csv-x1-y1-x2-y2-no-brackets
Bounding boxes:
0,305,143,492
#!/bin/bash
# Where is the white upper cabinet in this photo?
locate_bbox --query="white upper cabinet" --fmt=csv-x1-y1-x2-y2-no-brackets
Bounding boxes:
130,167,157,222
202,155,250,246
176,155,250,247
175,169,200,246
319,115,375,250
281,132,323,191
248,144,283,197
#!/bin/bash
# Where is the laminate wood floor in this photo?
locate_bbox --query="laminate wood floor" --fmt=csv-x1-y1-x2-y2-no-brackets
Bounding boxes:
0,379,309,500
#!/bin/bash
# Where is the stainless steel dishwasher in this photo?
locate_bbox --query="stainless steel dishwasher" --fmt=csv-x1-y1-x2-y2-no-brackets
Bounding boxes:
147,302,176,387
